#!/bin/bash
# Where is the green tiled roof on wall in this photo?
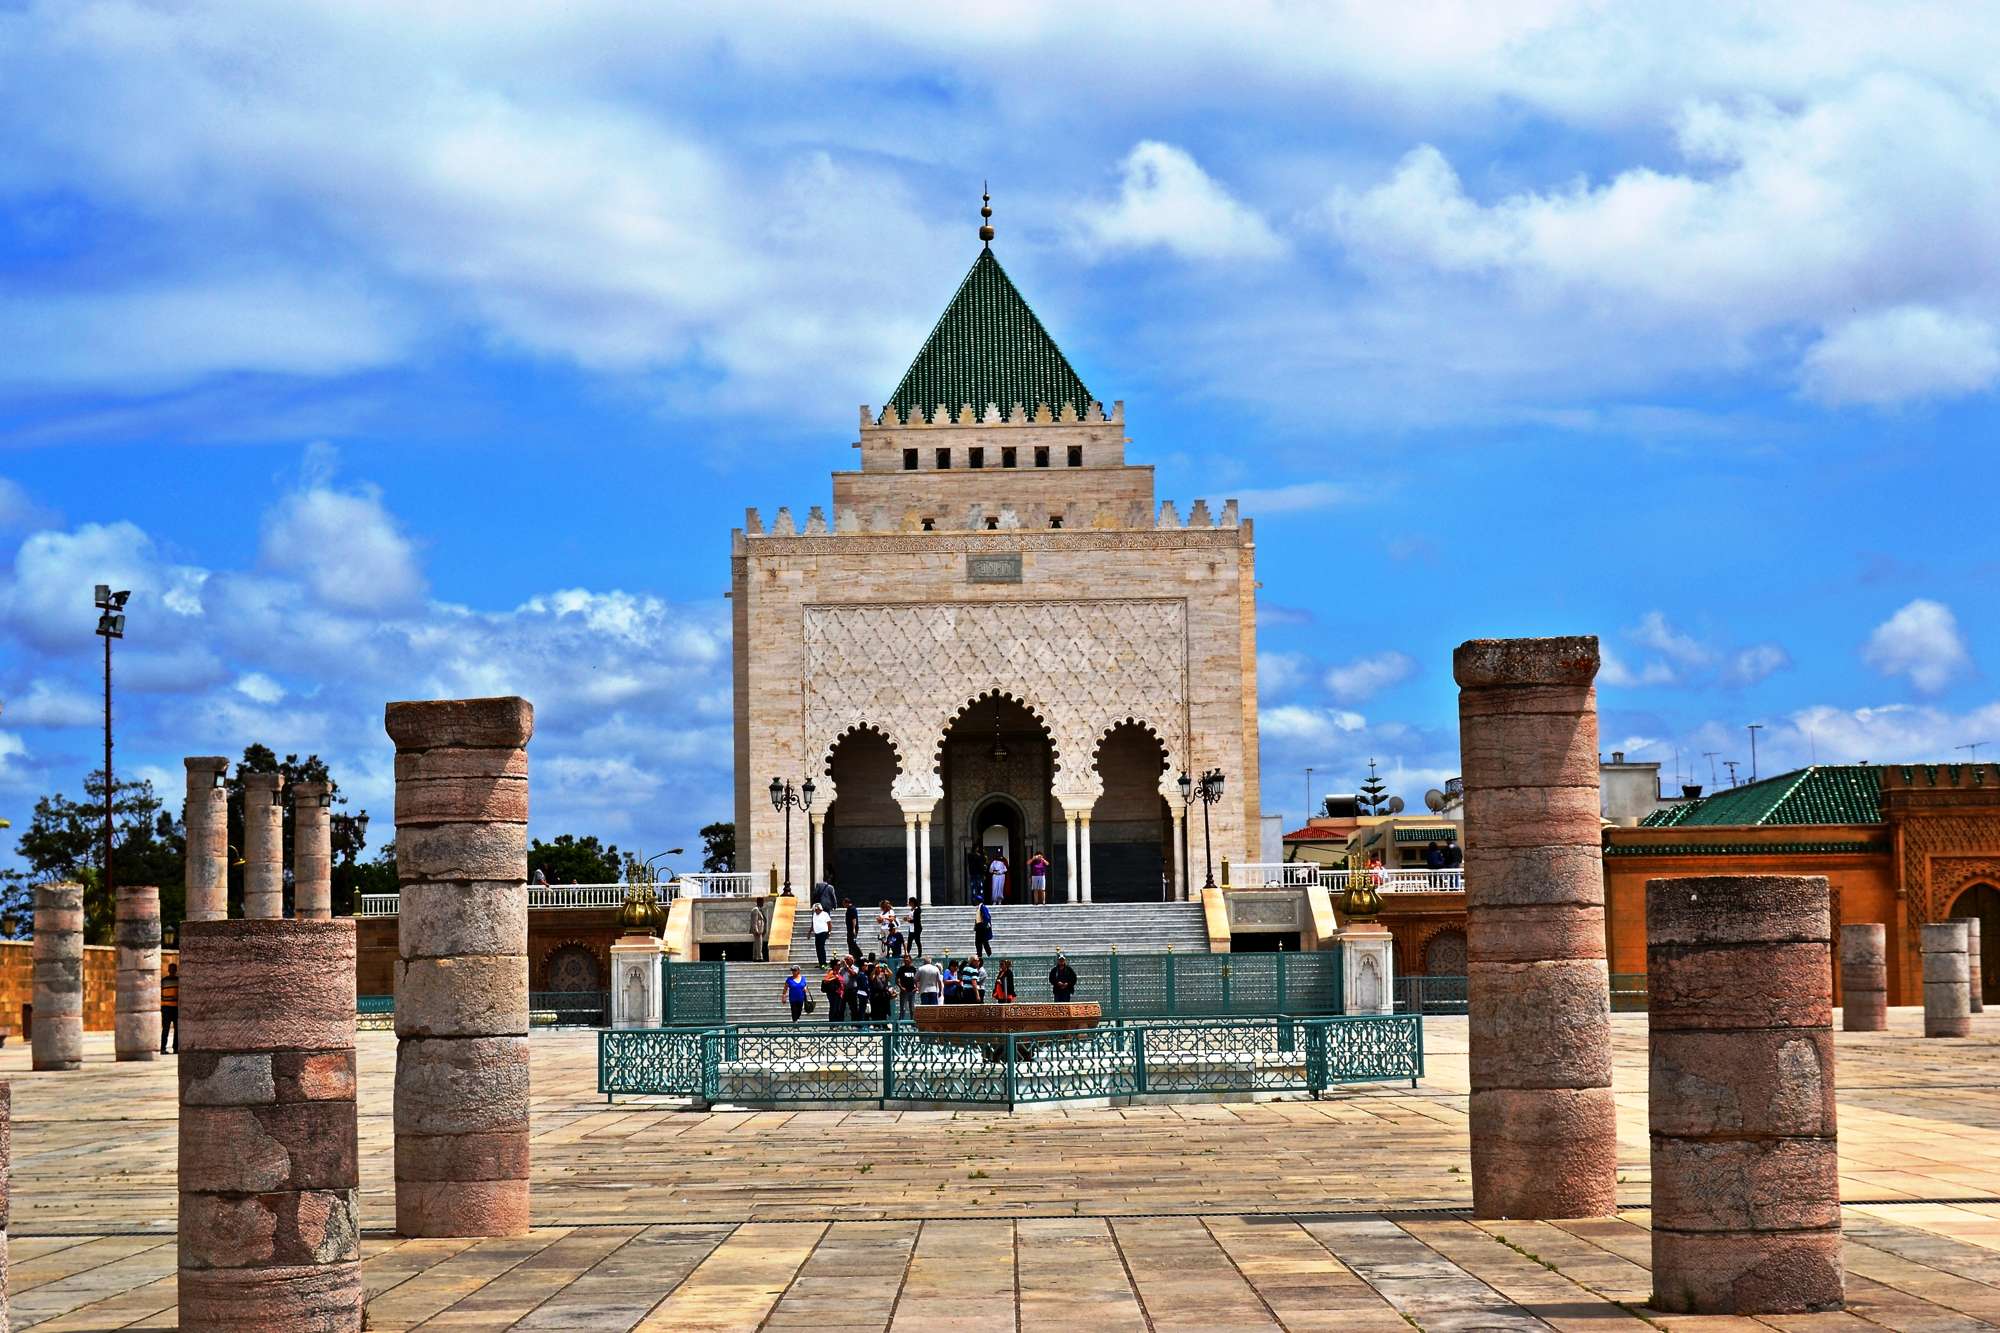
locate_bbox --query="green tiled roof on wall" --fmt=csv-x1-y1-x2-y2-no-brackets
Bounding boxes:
1640,764,1883,828
886,248,1093,423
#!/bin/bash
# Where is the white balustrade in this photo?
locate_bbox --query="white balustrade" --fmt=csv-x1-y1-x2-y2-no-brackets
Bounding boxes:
1225,864,1466,895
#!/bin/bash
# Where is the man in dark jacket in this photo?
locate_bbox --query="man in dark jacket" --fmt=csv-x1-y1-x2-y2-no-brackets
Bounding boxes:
843,899,860,959
1049,952,1078,1002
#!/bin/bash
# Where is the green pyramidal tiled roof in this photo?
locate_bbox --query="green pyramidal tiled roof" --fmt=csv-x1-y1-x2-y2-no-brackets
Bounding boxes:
1640,765,1883,828
886,248,1092,423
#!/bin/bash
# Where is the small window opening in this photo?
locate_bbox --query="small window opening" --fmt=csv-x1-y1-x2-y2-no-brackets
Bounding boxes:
985,517,999,530
920,517,936,531
969,447,984,469
935,448,951,469
902,448,918,471
1002,446,1017,468
1049,515,1064,529
1034,446,1050,468
1066,445,1083,467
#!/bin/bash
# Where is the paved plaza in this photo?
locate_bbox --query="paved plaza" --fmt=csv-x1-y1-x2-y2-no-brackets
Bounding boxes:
8,1011,2000,1329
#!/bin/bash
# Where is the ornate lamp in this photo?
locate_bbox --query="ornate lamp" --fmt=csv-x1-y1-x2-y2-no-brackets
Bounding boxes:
1341,848,1382,921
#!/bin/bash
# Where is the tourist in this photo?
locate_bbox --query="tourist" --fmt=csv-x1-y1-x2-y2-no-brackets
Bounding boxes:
988,851,1008,904
974,899,994,957
909,900,923,956
532,867,549,888
916,955,943,1006
1424,839,1446,871
822,963,845,1022
813,878,837,915
844,898,860,959
1049,951,1077,1002
877,899,897,954
941,957,960,1003
887,922,905,959
784,967,808,1023
896,954,918,1017
811,902,831,966
159,962,179,1054
993,959,1017,1004
870,965,893,1023
1029,850,1050,905
959,955,986,1002
750,898,768,962
965,846,987,903
1366,852,1387,890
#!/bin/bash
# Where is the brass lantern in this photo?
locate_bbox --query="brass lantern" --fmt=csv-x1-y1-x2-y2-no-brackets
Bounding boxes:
1341,849,1382,921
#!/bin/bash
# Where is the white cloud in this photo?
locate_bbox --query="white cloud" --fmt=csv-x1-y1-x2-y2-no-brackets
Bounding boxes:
1725,643,1791,687
1075,142,1284,262
1800,306,2000,406
1228,480,1352,515
1261,705,1367,748
3,679,100,728
1598,647,1677,689
1257,651,1311,699
1631,611,1713,669
1324,651,1417,702
1863,598,1972,693
0,478,56,532
234,673,285,705
1787,700,2000,765
260,480,425,613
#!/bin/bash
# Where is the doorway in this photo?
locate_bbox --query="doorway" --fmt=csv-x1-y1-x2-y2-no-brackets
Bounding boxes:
970,796,1023,901
1952,883,2000,1005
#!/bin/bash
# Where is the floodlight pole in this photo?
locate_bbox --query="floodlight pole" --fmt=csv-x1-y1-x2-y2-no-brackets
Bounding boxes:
103,618,113,901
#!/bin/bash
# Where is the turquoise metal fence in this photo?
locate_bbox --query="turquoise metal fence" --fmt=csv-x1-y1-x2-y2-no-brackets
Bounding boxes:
597,1012,1422,1108
661,960,727,1025
530,990,607,1026
929,950,1343,1019
357,995,395,1015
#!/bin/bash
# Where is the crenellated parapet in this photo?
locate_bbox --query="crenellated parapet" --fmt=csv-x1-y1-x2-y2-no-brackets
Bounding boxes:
736,496,1248,540
865,400,1123,427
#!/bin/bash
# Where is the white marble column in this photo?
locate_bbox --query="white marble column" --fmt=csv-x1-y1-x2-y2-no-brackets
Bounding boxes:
1065,813,1080,902
903,814,919,904
1169,809,1186,901
918,815,933,906
1080,815,1094,904
808,814,825,899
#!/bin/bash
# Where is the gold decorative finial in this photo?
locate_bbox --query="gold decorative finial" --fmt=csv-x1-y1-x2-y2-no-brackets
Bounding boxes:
979,181,994,245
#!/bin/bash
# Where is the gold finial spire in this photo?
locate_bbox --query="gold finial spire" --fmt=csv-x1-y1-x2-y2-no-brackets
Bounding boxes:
979,181,994,245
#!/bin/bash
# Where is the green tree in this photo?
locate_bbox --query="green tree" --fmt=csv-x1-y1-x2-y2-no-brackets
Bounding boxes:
224,745,348,917
528,833,622,885
700,821,736,873
1357,758,1390,816
3,771,184,942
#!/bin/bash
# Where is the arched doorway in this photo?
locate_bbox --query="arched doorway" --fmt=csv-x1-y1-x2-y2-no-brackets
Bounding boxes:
542,942,602,992
1424,929,1467,978
824,727,902,902
1090,722,1172,902
939,694,1057,904
1951,883,2000,1005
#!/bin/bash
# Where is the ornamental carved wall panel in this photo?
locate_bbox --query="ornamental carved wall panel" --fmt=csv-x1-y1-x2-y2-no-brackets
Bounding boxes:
803,598,1188,803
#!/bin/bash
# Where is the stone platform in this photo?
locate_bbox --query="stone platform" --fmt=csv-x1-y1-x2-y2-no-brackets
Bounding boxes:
10,1009,2000,1328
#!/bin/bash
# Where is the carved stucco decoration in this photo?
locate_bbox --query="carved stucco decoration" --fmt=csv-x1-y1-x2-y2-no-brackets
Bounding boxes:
803,598,1189,804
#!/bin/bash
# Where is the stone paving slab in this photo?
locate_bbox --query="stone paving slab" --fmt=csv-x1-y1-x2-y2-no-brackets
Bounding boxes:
7,1009,2000,1327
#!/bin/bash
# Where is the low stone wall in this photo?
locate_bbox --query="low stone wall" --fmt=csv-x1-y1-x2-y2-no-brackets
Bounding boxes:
0,940,179,1040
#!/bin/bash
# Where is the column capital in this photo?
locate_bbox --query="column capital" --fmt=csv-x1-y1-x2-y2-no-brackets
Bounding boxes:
896,795,937,819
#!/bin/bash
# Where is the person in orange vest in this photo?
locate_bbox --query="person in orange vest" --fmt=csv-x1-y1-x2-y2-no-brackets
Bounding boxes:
160,962,180,1055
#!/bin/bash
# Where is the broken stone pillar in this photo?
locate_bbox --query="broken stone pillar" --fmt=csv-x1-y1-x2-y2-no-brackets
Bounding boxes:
185,757,230,922
1648,874,1842,1314
1967,918,1984,1014
387,696,532,1237
31,882,83,1072
243,771,285,919
1454,636,1615,1220
115,883,162,1062
2,1080,9,1331
293,780,333,920
178,918,361,1331
1922,922,1971,1038
1839,923,1887,1032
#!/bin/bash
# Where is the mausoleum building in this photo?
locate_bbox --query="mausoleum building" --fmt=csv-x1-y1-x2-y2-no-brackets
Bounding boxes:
731,229,1261,904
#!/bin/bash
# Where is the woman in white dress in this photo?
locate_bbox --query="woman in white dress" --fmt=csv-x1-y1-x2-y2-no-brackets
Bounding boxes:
988,853,1008,905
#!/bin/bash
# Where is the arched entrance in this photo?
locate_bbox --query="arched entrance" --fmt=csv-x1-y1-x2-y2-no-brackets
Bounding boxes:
1090,722,1172,902
940,694,1057,904
1951,883,2000,1005
1424,929,1467,978
825,727,902,902
542,942,602,992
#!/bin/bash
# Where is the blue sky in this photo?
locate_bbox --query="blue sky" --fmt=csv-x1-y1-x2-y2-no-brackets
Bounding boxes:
2,3,1997,867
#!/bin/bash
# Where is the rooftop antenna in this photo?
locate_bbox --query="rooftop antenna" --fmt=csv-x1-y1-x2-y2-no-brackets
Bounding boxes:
979,183,994,246
1724,759,1741,788
1702,751,1720,786
1959,742,1989,762
1747,723,1765,781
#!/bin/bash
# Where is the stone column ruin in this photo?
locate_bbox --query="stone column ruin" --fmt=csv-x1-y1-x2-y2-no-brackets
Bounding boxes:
1966,917,1984,1014
1922,921,1971,1038
1839,923,1887,1032
31,882,83,1072
184,756,230,922
178,918,361,1330
115,882,162,1062
2,1080,10,1331
242,771,285,919
1648,874,1842,1314
1454,635,1616,1220
387,696,533,1237
293,780,333,920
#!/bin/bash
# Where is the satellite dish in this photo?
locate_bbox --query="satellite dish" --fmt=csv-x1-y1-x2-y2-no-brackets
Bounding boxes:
1386,796,1405,814
1424,788,1446,811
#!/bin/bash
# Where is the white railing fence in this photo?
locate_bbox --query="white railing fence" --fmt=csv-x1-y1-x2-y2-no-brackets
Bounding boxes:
354,874,761,917
1226,863,1465,895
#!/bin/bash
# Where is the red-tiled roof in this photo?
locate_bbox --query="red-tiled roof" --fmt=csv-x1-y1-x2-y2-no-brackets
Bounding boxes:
1283,826,1345,842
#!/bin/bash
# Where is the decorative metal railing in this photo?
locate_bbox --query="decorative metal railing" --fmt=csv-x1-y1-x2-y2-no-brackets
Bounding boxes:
357,873,758,917
662,959,728,1025
597,1012,1424,1108
863,950,1347,1021
1395,974,1468,1015
530,991,608,1026
1228,864,1465,894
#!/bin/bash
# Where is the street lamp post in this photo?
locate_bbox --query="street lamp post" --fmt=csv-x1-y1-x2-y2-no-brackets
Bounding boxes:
94,585,130,906
768,776,815,893
1188,767,1225,890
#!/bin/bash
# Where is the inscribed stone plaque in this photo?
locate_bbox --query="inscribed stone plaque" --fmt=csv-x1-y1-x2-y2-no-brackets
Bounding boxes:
967,553,1022,584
